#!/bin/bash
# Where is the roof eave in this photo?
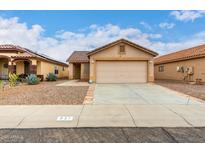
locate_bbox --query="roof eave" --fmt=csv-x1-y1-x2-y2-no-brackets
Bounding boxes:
87,39,158,57
154,54,205,65
25,49,68,66
68,60,89,63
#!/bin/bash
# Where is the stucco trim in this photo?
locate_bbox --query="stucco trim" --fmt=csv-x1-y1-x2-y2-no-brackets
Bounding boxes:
0,55,11,61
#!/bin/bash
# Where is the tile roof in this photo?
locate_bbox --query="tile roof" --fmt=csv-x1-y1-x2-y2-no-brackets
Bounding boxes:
25,48,68,66
154,44,205,65
0,44,26,52
11,52,36,58
0,44,68,66
67,51,90,63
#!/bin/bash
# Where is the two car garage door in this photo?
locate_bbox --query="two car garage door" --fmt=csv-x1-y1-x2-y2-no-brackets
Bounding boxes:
96,61,147,83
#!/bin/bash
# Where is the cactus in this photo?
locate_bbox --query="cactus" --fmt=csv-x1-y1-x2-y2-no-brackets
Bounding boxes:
46,73,57,81
9,73,19,87
27,74,40,85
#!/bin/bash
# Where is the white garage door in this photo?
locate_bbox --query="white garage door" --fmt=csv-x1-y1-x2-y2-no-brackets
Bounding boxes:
96,61,147,83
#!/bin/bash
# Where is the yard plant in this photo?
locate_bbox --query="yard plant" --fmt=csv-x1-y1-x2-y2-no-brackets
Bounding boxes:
9,73,19,87
0,80,3,90
46,73,57,81
18,74,28,83
27,74,40,85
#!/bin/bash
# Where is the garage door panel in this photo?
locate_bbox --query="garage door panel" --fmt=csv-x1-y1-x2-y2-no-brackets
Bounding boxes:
96,61,147,83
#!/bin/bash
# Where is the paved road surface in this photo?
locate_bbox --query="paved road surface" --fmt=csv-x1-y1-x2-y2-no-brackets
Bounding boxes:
0,127,205,143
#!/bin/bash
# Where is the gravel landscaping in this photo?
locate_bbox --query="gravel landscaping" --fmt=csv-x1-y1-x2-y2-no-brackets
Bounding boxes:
156,80,205,101
0,80,88,105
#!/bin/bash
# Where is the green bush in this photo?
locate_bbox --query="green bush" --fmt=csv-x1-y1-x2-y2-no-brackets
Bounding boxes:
46,73,57,81
18,74,28,83
27,74,40,85
9,73,19,87
0,80,3,89
0,80,6,91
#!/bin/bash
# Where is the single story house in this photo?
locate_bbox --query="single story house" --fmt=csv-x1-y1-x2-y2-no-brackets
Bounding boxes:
67,39,158,83
0,44,68,80
154,44,205,83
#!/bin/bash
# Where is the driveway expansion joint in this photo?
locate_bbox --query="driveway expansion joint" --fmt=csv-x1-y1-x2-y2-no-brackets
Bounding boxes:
161,105,193,127
16,107,42,128
76,105,85,127
124,105,137,127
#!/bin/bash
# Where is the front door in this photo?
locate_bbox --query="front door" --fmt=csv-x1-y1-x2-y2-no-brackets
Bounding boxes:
24,61,30,75
74,63,81,79
0,59,9,79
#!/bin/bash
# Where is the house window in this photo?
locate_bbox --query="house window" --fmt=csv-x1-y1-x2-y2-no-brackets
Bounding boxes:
54,66,59,75
3,63,8,68
158,66,164,72
119,45,126,55
62,67,65,71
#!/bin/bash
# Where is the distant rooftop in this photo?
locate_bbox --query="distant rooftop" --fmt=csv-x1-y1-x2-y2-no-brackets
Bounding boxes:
67,51,90,63
0,44,68,66
155,44,205,64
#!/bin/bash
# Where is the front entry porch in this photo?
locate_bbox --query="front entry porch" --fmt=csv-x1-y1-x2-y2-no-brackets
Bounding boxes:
15,60,31,76
69,62,89,81
0,57,9,79
0,55,37,80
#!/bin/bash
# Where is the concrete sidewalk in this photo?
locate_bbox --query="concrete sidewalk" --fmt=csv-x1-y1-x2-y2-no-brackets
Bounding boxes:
1,103,205,128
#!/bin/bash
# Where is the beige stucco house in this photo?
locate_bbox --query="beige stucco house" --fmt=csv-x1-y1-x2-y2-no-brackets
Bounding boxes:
0,44,68,80
154,44,205,84
67,39,158,83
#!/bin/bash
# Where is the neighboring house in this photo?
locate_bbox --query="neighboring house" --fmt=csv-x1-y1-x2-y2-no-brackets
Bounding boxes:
0,44,68,80
67,39,158,83
154,44,205,83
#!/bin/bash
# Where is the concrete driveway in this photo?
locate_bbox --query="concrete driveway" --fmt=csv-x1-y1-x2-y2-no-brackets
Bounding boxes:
93,84,202,105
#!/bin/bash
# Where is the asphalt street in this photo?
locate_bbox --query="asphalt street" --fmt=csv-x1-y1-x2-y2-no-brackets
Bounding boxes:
0,127,205,143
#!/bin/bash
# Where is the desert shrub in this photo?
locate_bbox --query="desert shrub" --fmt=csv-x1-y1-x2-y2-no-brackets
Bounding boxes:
37,75,44,81
27,74,40,85
0,80,6,91
18,74,28,83
0,80,2,89
9,73,19,87
46,73,57,81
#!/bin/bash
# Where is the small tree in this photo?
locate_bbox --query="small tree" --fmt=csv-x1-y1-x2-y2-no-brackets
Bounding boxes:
9,73,19,87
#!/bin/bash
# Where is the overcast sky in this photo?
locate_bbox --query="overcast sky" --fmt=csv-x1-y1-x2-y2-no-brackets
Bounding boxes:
0,10,205,62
